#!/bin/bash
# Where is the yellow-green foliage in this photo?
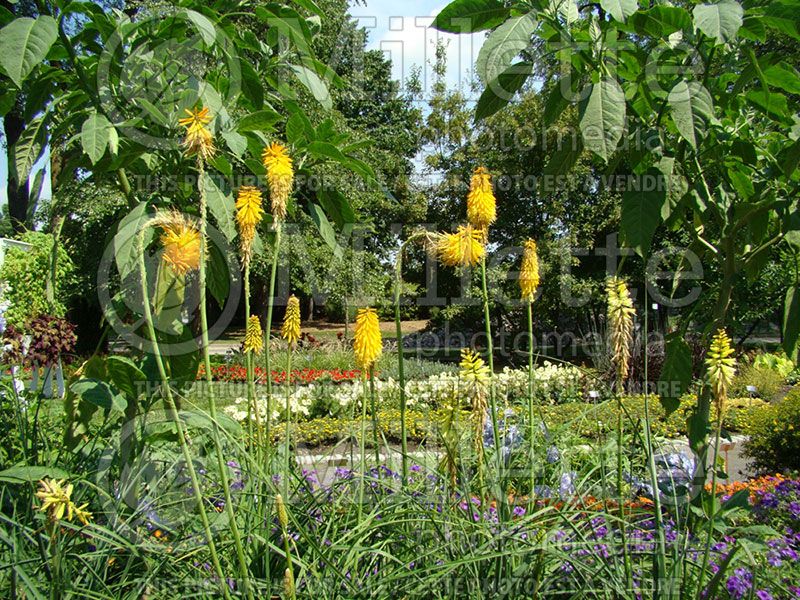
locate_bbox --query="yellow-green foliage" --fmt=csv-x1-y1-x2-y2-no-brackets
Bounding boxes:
730,364,786,401
743,387,800,473
0,232,75,329
276,394,775,448
753,352,796,378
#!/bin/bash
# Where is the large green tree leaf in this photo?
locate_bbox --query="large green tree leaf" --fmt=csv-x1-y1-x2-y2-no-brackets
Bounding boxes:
784,285,800,363
114,202,152,281
0,465,70,483
308,202,343,258
578,78,625,162
658,333,693,413
475,62,532,121
290,64,332,110
106,355,146,402
70,379,126,412
0,16,58,88
631,6,693,38
763,62,800,95
668,80,714,149
237,109,281,132
207,242,232,308
600,0,638,23
203,173,237,243
80,112,112,165
12,113,47,184
693,0,743,45
476,13,537,85
620,168,666,257
183,9,216,45
432,0,510,33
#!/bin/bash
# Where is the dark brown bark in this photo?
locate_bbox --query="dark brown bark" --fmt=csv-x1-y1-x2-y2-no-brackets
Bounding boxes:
4,105,30,233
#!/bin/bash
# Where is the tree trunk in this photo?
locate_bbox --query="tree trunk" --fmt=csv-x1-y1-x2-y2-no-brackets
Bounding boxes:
4,106,30,233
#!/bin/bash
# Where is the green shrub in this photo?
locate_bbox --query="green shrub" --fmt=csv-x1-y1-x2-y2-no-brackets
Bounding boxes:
0,232,75,329
753,352,796,378
743,387,800,473
730,364,785,401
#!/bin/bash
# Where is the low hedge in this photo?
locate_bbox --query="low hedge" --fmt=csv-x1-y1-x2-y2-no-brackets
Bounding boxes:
269,393,775,448
743,387,800,473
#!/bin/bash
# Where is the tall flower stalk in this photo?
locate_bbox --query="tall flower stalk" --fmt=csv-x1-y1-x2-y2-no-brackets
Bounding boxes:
275,494,296,600
281,295,301,497
460,348,490,497
354,307,382,518
179,109,252,598
605,276,635,589
262,142,294,453
519,240,540,500
697,328,736,597
137,219,230,600
236,186,265,452
393,231,437,483
465,167,501,486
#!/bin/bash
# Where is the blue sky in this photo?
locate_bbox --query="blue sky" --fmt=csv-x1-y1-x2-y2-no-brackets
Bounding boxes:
0,1,482,211
348,0,485,100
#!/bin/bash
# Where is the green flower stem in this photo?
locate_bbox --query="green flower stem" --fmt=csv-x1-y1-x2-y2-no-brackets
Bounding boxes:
137,226,231,600
394,243,408,484
480,257,502,480
284,344,293,499
358,374,368,521
369,366,380,466
642,293,667,597
264,223,283,453
526,300,535,506
244,264,263,453
696,419,724,600
198,163,253,600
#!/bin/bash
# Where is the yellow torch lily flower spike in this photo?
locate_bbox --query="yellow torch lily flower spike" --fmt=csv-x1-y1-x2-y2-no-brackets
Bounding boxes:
519,239,540,302
262,142,294,222
466,166,496,232
36,478,92,525
155,212,202,276
235,186,264,267
706,328,736,416
437,225,485,268
281,295,301,347
354,308,382,369
244,315,264,354
606,276,635,385
178,106,215,160
459,348,490,390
